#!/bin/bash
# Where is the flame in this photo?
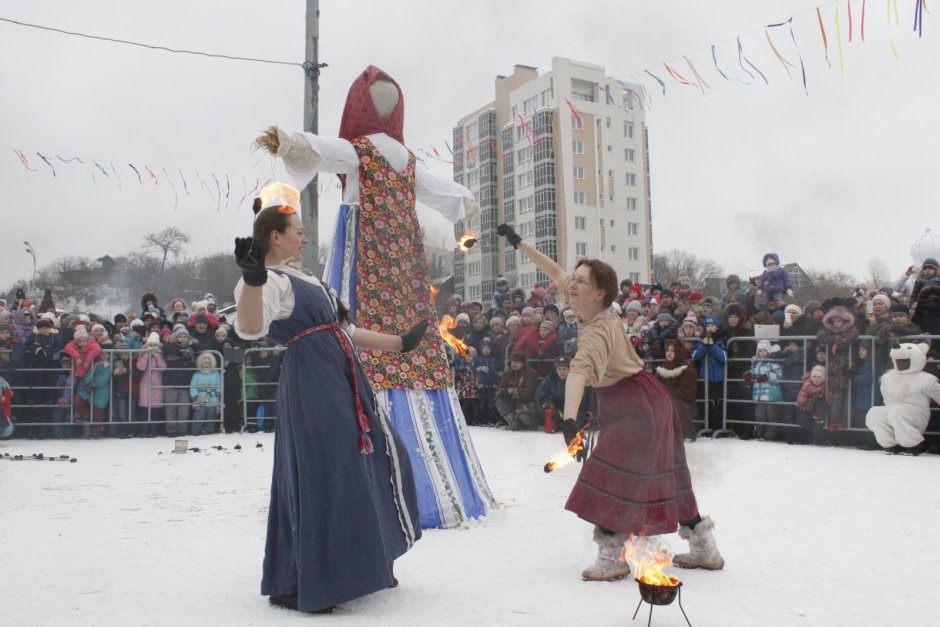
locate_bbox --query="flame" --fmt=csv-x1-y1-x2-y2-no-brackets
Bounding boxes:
621,536,681,587
458,230,479,251
543,426,587,473
429,284,440,299
438,314,469,356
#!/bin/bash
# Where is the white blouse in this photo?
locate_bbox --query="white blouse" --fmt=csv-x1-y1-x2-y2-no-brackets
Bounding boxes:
285,132,474,223
232,264,355,341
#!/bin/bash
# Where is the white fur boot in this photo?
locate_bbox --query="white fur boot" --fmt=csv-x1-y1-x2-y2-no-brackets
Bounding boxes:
673,516,724,570
581,527,631,581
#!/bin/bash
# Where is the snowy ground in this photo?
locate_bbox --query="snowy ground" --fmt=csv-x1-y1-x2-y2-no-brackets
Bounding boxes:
4,428,936,626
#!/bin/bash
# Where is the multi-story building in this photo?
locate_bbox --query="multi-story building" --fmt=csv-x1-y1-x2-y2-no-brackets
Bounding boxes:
452,57,653,307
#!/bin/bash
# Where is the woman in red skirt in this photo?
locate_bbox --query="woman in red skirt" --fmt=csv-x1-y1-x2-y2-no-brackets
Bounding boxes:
497,225,724,581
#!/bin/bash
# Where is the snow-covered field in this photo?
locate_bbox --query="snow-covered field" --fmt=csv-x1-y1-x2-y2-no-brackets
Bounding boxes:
4,429,936,626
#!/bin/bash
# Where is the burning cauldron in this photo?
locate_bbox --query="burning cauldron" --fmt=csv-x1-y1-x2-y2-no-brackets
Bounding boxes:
635,577,681,606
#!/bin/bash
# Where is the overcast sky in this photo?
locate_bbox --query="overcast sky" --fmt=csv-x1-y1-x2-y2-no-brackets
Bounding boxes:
2,0,937,295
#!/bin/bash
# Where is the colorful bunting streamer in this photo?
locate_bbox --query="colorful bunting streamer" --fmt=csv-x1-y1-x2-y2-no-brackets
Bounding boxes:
818,7,833,69
767,17,809,95
862,0,867,40
765,27,798,79
663,62,696,88
144,165,159,186
711,44,749,84
163,167,178,211
684,56,711,94
128,163,142,184
211,172,221,210
93,161,110,178
737,37,769,84
888,0,901,58
849,0,855,42
644,69,667,94
179,170,190,195
913,0,924,37
835,5,846,77
14,149,38,174
110,162,123,192
37,152,56,176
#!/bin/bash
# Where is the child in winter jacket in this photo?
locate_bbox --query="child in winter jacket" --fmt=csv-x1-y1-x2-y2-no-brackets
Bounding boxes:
473,339,500,425
756,253,793,305
190,352,222,436
76,351,112,437
63,325,102,380
795,365,832,444
136,332,167,436
454,347,480,426
50,356,76,439
745,340,783,440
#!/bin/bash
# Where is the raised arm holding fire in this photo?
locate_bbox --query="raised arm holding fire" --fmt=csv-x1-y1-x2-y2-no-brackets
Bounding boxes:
496,223,725,581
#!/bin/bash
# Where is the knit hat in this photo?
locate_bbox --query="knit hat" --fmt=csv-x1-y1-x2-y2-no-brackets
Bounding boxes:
173,326,190,338
890,303,910,316
456,313,470,324
655,312,675,324
506,315,521,326
554,355,571,368
521,307,535,317
194,314,209,325
923,257,939,270
539,320,555,332
35,318,54,329
488,317,504,328
756,340,772,354
703,315,719,328
784,304,803,317
73,326,89,341
130,319,145,329
803,300,823,315
810,365,827,380
563,309,577,320
762,252,781,267
204,293,216,304
681,311,699,327
146,332,161,346
871,294,891,309
544,304,559,314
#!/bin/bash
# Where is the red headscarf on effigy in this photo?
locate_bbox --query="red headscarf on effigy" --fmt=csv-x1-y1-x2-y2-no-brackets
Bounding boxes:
338,65,405,143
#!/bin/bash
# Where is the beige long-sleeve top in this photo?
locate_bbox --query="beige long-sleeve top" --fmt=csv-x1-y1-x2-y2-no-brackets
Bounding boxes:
568,312,645,388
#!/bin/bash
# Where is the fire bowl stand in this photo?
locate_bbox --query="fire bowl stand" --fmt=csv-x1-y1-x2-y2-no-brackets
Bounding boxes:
632,586,692,627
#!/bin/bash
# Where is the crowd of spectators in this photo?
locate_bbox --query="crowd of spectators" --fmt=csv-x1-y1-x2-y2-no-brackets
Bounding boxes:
2,252,940,451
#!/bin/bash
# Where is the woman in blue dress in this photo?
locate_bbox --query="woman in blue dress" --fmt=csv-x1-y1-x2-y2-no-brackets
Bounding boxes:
234,183,425,613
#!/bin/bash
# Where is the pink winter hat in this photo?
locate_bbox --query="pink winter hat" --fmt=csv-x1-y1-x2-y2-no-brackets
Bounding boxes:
73,326,89,341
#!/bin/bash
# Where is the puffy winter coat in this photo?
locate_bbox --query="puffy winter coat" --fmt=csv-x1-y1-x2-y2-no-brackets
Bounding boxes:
748,359,783,402
692,338,727,382
78,362,112,409
63,339,102,379
190,370,222,407
758,267,792,295
136,350,166,407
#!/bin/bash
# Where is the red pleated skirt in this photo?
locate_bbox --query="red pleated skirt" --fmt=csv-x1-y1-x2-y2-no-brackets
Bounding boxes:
565,370,699,536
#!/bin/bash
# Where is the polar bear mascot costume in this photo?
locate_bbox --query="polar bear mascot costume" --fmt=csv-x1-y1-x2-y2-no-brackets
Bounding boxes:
866,342,940,454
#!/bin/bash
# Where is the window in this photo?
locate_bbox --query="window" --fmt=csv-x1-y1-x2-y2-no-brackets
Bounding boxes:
572,140,584,154
625,148,636,162
511,105,518,119
625,173,637,186
607,145,612,152
610,219,616,227
628,247,640,261
627,222,638,235
571,114,581,129
466,260,481,276
627,197,638,210
576,242,587,256
517,171,533,189
575,216,586,230
610,244,617,252
624,122,634,138
573,165,585,180
573,191,586,204
520,221,535,238
606,117,611,128
517,145,532,164
466,169,479,186
541,88,553,107
629,272,641,283
599,219,604,226
518,195,535,214
520,272,535,288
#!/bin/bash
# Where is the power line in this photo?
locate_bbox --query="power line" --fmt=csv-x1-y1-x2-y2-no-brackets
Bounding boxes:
0,16,303,68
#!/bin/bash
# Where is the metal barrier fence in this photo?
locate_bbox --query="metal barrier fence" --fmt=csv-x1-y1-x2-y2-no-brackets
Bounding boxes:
716,334,940,441
4,333,938,442
3,348,224,438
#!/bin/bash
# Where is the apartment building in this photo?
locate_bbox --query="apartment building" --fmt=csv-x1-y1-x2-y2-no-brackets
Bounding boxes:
452,57,653,306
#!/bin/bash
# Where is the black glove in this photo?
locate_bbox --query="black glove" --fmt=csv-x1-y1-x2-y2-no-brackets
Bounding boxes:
496,223,522,249
400,320,430,353
234,237,267,286
561,419,580,447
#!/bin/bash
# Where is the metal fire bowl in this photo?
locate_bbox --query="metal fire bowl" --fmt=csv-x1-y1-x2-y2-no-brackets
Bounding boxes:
635,578,682,606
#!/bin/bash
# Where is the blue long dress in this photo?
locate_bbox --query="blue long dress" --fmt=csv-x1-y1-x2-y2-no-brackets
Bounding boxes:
260,271,421,612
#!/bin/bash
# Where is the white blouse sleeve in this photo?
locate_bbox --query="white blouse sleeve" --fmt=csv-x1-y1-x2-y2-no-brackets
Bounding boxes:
284,132,359,190
415,169,474,223
232,271,294,340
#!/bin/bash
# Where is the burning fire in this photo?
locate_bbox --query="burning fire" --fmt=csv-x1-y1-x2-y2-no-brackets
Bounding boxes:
622,536,681,587
458,230,478,251
438,314,469,356
543,426,587,473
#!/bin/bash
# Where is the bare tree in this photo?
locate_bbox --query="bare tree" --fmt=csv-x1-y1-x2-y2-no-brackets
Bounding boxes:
652,249,724,288
317,242,331,269
797,268,860,304
866,257,890,290
143,226,191,275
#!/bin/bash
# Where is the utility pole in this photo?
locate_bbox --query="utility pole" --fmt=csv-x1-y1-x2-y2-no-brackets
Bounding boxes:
301,0,323,275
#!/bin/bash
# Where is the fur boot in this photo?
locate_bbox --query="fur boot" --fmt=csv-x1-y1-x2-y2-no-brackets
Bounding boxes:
673,516,724,570
581,527,631,581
